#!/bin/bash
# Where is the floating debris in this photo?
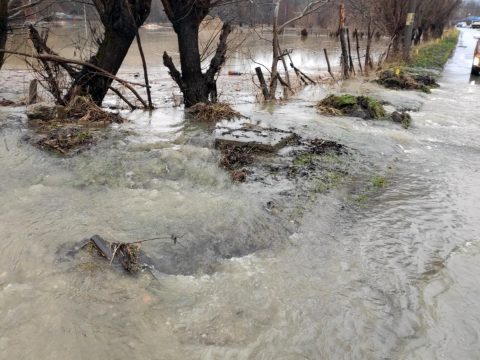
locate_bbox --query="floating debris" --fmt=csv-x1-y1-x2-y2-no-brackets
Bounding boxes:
61,234,181,277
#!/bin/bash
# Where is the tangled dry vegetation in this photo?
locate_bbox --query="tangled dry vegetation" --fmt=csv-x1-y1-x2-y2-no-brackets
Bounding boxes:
64,96,123,125
218,144,257,182
188,102,243,122
30,96,124,154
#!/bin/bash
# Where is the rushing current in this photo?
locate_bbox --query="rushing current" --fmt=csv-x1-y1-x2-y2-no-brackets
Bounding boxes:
0,27,479,359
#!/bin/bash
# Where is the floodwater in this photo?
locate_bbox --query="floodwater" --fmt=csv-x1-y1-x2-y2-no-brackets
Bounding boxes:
0,26,480,359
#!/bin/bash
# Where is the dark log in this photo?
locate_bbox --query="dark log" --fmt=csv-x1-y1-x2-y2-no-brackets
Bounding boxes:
91,234,114,260
28,79,38,105
255,67,270,99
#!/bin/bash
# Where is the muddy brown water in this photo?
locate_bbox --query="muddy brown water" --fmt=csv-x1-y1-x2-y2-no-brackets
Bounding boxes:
0,27,480,359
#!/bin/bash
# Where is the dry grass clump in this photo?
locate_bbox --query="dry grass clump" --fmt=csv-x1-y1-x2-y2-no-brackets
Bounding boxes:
65,96,124,124
29,96,124,154
188,102,243,122
219,144,256,170
218,144,256,182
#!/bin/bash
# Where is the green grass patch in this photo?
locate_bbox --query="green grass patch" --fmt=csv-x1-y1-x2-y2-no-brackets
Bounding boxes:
410,30,459,70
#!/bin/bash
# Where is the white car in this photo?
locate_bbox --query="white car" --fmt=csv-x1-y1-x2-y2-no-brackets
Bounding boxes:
472,21,480,29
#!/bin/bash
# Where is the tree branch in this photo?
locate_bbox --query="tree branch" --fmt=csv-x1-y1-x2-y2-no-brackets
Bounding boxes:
205,22,232,83
162,51,185,91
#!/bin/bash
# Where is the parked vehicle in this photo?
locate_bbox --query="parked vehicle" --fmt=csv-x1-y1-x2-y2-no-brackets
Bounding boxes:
457,22,467,28
472,21,480,29
472,39,480,76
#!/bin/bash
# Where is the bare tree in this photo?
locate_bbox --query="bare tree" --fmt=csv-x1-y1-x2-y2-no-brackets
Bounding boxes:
259,0,330,100
416,0,461,42
161,0,233,107
66,0,152,105
345,0,381,71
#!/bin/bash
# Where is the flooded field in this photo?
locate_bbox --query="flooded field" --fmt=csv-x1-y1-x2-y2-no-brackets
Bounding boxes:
0,25,479,359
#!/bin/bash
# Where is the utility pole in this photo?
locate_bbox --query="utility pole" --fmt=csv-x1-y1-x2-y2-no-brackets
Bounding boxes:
403,0,418,61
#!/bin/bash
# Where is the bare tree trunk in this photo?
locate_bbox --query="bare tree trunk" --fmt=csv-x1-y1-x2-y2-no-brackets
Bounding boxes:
0,0,8,70
365,20,374,72
166,18,208,106
355,29,363,75
339,3,350,79
162,1,231,107
255,66,270,99
269,0,281,99
66,0,151,105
